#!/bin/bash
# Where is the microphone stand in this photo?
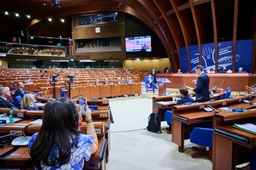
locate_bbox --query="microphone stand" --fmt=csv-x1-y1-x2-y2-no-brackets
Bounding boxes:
68,81,71,99
50,80,56,99
207,105,220,113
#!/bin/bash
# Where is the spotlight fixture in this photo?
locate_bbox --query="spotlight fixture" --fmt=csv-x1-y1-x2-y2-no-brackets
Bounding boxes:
61,19,65,23
4,11,8,15
27,15,31,19
15,13,19,17
48,18,52,22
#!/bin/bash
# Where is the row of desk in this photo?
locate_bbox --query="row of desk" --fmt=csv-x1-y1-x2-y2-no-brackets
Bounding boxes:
156,73,256,96
0,99,111,170
153,92,256,169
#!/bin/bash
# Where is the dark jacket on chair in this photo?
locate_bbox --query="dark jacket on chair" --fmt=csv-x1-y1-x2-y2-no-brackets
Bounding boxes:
193,73,210,102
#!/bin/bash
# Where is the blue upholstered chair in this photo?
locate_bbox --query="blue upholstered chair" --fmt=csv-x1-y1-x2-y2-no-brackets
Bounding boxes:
144,76,155,92
88,105,99,111
13,95,22,108
164,110,172,126
190,127,213,160
220,87,232,99
250,152,256,170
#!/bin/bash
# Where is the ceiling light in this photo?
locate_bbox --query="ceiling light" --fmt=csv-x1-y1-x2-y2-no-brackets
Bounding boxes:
4,11,8,15
43,3,46,6
27,15,31,18
15,13,19,17
61,19,65,23
48,18,52,22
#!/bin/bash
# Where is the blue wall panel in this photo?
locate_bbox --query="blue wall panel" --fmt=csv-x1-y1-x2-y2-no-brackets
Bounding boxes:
179,40,253,73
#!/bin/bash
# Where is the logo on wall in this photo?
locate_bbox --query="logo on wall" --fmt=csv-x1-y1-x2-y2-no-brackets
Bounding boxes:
180,40,253,73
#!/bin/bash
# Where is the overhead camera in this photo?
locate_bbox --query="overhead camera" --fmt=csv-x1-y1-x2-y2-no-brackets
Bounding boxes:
51,74,58,82
67,74,74,83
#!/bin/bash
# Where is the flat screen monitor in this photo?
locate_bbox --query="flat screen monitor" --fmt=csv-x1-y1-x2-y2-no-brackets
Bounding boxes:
125,35,151,52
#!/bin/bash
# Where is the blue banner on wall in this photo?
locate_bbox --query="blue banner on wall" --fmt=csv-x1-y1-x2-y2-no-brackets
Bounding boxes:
179,40,254,73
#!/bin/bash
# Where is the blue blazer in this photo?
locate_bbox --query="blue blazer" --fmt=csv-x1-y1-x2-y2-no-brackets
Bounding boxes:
15,89,26,97
193,73,210,102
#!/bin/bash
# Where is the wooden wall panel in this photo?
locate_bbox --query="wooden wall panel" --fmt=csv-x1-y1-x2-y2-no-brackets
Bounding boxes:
123,58,170,72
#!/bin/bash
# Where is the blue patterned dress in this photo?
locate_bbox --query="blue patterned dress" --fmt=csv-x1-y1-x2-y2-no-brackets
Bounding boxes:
28,132,94,170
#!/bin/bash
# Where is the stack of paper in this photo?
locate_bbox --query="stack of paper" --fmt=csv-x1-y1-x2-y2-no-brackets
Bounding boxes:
233,123,256,135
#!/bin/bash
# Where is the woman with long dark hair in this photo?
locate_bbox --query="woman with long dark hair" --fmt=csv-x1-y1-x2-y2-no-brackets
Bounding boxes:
28,98,98,169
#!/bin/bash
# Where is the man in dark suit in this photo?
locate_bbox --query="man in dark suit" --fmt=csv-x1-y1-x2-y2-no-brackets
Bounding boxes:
0,87,19,109
151,69,157,84
192,65,210,102
15,82,26,97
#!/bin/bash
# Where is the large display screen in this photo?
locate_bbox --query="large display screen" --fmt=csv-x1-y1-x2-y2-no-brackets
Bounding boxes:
125,35,152,52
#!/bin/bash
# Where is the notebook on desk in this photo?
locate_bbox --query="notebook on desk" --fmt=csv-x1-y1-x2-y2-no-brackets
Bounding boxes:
156,101,177,105
233,123,256,135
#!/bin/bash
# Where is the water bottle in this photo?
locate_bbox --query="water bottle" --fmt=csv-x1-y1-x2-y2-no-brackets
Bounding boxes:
9,110,14,123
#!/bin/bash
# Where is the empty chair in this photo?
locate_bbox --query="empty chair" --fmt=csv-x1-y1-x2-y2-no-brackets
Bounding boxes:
220,87,232,99
164,110,172,126
190,127,213,160
89,105,99,111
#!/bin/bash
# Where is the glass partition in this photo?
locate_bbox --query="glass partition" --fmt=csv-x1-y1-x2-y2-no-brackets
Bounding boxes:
0,41,66,57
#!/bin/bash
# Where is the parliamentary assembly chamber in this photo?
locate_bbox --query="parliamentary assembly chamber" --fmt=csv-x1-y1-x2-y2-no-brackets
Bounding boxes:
0,0,256,170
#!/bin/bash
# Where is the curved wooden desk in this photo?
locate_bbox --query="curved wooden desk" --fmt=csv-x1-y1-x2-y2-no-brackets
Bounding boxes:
157,73,256,96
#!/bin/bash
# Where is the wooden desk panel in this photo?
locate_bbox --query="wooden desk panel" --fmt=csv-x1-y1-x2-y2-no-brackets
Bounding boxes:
70,87,80,99
79,86,90,99
131,83,141,95
121,84,131,95
157,73,251,94
110,84,121,96
100,85,111,98
90,86,101,99
213,109,256,170
3,138,107,170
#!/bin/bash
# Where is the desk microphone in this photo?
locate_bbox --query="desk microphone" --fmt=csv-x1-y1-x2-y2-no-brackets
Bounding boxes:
235,92,241,97
243,94,252,104
0,131,32,146
72,94,85,99
204,105,220,113
216,80,225,92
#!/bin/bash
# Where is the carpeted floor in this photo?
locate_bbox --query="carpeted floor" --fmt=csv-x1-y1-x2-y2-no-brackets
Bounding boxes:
106,95,212,170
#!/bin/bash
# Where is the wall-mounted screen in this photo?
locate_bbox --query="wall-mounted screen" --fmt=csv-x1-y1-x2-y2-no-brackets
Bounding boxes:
125,35,151,52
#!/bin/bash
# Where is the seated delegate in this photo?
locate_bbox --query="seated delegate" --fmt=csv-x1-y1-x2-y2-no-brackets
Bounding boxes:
29,98,98,169
165,88,194,133
21,94,39,110
146,74,157,93
15,82,26,97
0,86,19,109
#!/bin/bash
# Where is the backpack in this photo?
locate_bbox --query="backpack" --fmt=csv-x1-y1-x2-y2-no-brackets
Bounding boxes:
147,113,162,133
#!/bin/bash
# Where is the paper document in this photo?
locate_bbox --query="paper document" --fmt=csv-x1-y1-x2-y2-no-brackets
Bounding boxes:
233,123,256,135
30,119,43,125
156,101,177,105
